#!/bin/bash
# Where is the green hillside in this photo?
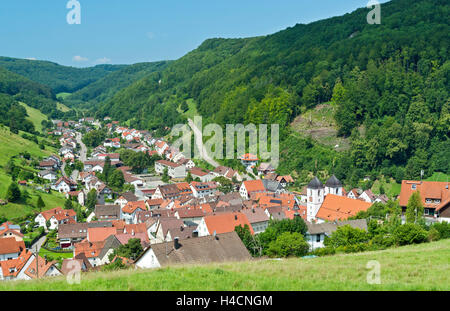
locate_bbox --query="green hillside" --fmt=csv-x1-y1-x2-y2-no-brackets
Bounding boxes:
0,57,125,93
92,0,449,186
19,102,48,133
66,61,171,108
0,126,66,221
1,239,448,291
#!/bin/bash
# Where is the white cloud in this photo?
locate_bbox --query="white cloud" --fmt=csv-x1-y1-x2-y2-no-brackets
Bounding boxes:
147,32,155,40
73,55,88,62
94,57,112,64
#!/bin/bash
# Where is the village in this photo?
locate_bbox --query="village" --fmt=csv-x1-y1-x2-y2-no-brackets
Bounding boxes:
0,117,449,281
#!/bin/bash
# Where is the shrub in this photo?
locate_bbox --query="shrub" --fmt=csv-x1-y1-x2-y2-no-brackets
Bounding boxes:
427,228,440,242
324,225,369,248
266,232,310,258
430,222,450,239
370,233,396,249
312,246,336,257
393,223,428,246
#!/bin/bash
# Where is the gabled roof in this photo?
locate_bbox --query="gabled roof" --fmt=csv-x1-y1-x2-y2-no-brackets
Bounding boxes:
316,194,372,221
242,180,265,193
399,180,449,208
118,191,139,202
87,227,117,242
240,153,259,161
241,208,269,224
0,237,25,255
122,201,147,214
203,212,254,235
306,219,368,235
137,231,251,267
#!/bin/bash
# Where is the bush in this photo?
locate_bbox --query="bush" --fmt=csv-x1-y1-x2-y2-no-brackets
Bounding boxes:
393,223,428,246
266,232,310,258
312,246,336,257
427,228,440,242
324,225,369,248
430,222,450,239
336,243,368,254
369,233,396,249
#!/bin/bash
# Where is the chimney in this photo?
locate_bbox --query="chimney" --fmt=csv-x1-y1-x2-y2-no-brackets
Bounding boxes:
174,237,181,250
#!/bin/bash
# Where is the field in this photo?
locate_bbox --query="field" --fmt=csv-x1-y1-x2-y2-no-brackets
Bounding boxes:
426,172,449,182
1,239,448,291
0,127,66,220
371,178,402,198
19,102,48,133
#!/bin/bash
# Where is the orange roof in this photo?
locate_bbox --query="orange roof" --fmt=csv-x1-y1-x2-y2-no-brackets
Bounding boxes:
0,249,32,278
87,227,117,242
0,237,25,254
0,222,24,238
122,201,147,214
316,194,372,221
40,207,76,221
204,212,254,235
399,180,450,208
123,223,147,235
240,153,259,161
74,239,105,258
242,180,265,193
24,255,59,279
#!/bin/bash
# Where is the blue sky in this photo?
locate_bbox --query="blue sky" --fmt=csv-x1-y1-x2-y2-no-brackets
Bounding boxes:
0,0,389,67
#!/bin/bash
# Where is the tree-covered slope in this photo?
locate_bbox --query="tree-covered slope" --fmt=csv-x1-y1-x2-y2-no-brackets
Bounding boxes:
0,67,58,133
0,57,125,93
65,61,171,108
95,0,449,182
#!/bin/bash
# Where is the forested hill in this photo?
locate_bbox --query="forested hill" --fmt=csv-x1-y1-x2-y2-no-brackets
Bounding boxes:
95,0,448,129
64,61,172,108
0,67,57,133
93,0,449,182
0,57,125,93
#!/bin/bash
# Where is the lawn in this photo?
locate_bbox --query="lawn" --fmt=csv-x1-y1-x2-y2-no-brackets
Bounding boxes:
426,172,449,182
39,247,73,259
371,178,402,198
1,239,448,291
19,102,48,133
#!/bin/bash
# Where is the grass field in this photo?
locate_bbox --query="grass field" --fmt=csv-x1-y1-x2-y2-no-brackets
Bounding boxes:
1,239,448,291
426,172,449,182
371,178,402,198
19,102,48,133
56,102,71,112
39,247,73,259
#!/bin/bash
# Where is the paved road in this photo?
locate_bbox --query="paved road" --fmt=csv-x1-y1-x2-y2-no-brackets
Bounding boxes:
30,235,46,252
76,132,87,162
188,118,219,168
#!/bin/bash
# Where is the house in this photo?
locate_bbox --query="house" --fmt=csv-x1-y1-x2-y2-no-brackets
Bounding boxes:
153,218,185,244
52,177,77,193
258,163,275,176
83,161,104,173
262,179,284,194
399,180,450,220
0,250,62,281
87,227,118,242
34,207,77,230
359,189,376,203
39,160,58,170
155,141,169,156
276,175,294,188
135,231,251,269
94,205,122,221
122,201,147,224
0,222,24,241
38,170,57,182
145,198,164,210
58,223,89,248
305,219,368,250
0,237,25,261
239,180,265,199
114,192,139,208
155,160,187,179
60,253,93,275
177,158,195,169
241,208,270,234
347,189,360,199
123,172,145,188
264,206,287,221
212,166,241,181
190,181,218,198
315,194,372,223
73,235,121,267
152,184,181,200
66,191,85,207
174,209,205,225
240,153,259,170
197,212,253,237
189,167,215,182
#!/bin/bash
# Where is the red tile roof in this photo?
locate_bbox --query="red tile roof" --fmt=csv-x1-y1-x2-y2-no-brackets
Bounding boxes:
399,180,450,208
87,227,117,242
204,212,254,235
316,194,372,221
122,201,147,214
242,180,265,193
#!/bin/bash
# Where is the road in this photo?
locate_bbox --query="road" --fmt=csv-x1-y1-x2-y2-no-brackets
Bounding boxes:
30,235,46,253
188,118,219,168
76,132,87,162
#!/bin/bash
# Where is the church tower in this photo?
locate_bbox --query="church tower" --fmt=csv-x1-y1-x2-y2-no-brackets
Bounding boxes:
307,176,324,222
325,175,343,196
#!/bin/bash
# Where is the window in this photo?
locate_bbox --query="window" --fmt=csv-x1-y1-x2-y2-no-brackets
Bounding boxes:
316,235,321,242
412,184,417,190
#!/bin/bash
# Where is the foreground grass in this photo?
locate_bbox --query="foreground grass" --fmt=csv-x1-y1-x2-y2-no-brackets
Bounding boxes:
1,239,449,291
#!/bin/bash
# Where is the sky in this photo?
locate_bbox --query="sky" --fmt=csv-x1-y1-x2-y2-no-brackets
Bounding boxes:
0,0,390,67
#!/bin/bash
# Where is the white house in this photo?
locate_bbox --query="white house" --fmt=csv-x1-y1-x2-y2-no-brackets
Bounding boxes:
155,160,187,179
